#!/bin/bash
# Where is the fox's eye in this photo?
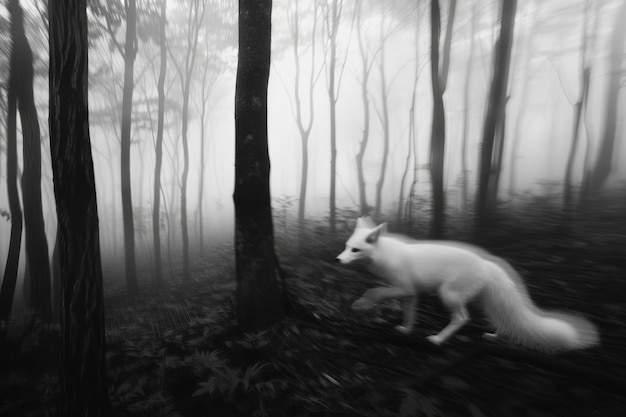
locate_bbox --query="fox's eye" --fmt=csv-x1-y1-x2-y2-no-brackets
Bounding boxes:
351,248,361,253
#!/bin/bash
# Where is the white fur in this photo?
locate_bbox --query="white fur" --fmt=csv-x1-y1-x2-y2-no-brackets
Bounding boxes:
336,217,599,353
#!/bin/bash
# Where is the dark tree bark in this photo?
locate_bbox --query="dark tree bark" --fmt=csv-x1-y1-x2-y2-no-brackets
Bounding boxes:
0,28,22,322
234,0,286,329
9,0,52,320
152,0,167,287
475,0,517,232
121,0,139,294
582,0,626,197
49,0,111,414
429,0,446,238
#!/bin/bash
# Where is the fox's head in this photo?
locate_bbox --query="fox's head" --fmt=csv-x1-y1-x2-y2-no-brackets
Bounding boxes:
335,216,387,264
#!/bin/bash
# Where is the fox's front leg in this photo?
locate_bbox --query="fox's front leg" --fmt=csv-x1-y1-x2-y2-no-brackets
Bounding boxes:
395,296,417,334
352,287,416,334
352,286,412,310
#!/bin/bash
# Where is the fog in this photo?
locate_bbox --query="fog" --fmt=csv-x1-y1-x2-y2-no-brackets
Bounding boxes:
1,0,626,285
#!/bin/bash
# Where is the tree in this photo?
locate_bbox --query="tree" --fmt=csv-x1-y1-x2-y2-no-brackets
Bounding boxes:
475,0,516,232
0,5,22,321
288,0,320,230
49,0,111,414
459,0,478,212
9,0,52,320
563,0,597,209
234,0,286,329
169,0,207,282
152,0,167,287
373,6,391,218
582,0,626,198
121,0,139,294
322,0,348,232
355,0,374,215
429,0,456,238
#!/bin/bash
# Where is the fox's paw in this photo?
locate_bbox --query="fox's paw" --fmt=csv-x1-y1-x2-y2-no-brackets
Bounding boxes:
352,297,375,310
394,325,413,335
426,335,443,346
482,332,499,341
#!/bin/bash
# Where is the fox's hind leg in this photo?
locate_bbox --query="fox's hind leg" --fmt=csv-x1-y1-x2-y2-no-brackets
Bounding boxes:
427,277,481,345
427,306,469,345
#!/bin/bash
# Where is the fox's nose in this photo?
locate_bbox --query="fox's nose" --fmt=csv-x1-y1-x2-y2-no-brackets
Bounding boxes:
334,257,341,263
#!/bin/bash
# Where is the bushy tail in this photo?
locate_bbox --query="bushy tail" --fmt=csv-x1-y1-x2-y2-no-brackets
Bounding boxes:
481,261,599,353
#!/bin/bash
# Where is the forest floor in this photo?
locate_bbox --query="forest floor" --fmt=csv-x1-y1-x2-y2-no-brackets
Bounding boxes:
1,199,626,417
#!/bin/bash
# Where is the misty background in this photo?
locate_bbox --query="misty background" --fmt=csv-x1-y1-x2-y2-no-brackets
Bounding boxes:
1,0,625,294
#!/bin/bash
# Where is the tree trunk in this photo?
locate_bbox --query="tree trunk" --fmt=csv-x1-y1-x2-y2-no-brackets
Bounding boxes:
0,38,22,322
374,11,390,218
355,0,371,215
582,0,626,197
121,0,139,294
9,0,52,320
153,0,167,287
234,0,286,329
49,0,111,414
475,0,517,232
290,0,318,237
326,0,343,232
460,0,477,212
429,0,446,238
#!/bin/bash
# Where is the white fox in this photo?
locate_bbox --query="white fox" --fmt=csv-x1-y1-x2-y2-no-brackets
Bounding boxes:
335,216,599,352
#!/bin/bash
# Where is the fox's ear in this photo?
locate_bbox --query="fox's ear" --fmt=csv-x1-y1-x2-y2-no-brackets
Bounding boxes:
357,216,376,229
366,223,385,244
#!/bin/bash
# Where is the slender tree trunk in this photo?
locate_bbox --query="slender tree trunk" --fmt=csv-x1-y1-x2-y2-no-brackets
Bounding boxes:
355,0,371,215
9,0,52,320
121,0,139,294
290,0,318,236
429,0,446,238
177,0,205,282
181,75,191,282
152,0,167,287
509,1,537,196
582,0,626,197
49,0,111,414
326,0,343,232
374,12,390,218
460,0,477,212
234,0,285,329
0,45,22,322
475,0,517,232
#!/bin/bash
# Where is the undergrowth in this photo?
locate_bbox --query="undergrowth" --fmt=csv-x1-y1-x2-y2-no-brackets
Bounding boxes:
1,194,626,416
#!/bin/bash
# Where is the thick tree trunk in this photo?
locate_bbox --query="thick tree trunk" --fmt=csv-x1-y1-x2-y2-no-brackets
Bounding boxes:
49,0,110,414
475,0,517,232
153,0,167,287
9,0,52,320
0,48,22,322
234,0,285,330
121,0,139,294
429,0,446,238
